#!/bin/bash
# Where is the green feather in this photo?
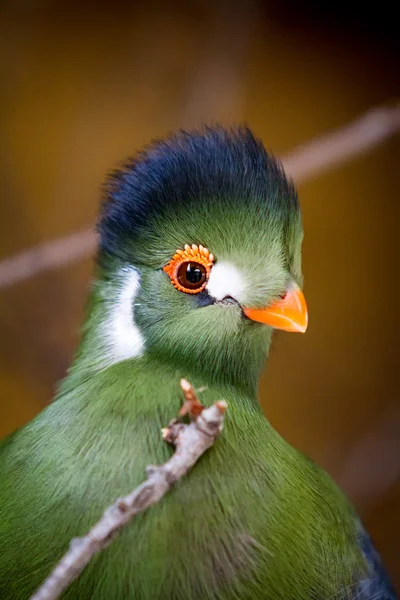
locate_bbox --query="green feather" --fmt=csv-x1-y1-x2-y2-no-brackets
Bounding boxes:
0,127,368,599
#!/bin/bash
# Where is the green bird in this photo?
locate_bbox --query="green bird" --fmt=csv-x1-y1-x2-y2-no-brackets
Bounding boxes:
0,127,396,600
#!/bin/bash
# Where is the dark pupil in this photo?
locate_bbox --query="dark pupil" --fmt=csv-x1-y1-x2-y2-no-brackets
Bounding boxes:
177,262,206,289
186,264,202,283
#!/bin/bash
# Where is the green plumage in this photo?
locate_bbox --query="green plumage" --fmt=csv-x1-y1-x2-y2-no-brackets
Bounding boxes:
0,127,384,599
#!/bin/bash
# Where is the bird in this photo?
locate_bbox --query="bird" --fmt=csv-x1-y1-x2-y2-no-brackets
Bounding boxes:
0,126,397,600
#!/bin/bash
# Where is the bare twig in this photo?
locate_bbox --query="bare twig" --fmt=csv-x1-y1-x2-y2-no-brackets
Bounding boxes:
30,380,227,600
282,104,400,183
0,228,97,288
1,104,399,290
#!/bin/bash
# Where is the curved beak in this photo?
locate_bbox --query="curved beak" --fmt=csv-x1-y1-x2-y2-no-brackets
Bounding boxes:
243,281,308,333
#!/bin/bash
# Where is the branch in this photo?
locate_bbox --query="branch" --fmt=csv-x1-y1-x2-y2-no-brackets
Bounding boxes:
282,104,400,183
1,104,399,290
30,380,227,600
0,228,96,289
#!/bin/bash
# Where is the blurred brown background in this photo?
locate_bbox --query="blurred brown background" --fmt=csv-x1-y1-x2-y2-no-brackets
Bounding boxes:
1,0,399,590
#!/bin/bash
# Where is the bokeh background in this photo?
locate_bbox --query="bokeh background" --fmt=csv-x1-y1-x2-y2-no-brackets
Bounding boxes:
1,0,399,590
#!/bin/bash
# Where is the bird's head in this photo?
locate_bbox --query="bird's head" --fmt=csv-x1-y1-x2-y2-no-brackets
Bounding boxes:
94,127,307,390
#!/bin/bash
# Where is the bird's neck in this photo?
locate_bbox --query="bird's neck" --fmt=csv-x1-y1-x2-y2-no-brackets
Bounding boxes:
60,351,264,422
55,353,267,495
69,280,270,400
57,280,268,425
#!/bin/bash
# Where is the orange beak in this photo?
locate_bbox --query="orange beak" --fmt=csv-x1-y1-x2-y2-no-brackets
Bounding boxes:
243,281,308,333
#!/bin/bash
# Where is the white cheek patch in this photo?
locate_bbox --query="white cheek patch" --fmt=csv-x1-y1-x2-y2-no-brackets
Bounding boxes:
206,262,246,301
105,267,145,365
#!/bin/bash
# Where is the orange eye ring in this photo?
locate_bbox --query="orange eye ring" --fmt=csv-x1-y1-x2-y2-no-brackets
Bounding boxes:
163,244,215,294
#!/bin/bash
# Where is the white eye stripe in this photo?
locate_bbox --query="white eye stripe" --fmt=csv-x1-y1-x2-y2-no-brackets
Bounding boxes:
105,267,145,365
206,262,246,301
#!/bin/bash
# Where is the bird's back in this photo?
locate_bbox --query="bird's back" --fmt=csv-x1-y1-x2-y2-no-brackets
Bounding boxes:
353,525,397,600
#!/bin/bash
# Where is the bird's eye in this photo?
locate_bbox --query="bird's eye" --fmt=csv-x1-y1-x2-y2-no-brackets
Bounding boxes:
177,262,206,290
163,244,214,294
